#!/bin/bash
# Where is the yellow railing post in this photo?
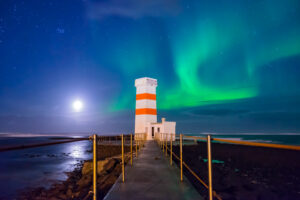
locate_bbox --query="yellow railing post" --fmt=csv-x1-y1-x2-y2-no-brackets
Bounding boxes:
135,134,138,157
92,134,97,200
165,134,168,156
160,133,162,148
163,134,165,152
130,134,133,165
161,133,163,149
170,134,173,165
158,133,160,147
122,134,125,182
207,135,213,200
137,134,139,151
138,134,141,151
180,133,183,182
166,134,167,153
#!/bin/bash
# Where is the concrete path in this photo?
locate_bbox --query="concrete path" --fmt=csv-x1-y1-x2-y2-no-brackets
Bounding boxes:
104,141,203,200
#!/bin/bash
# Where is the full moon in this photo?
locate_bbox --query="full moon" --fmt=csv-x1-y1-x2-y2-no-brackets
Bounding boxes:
73,100,83,112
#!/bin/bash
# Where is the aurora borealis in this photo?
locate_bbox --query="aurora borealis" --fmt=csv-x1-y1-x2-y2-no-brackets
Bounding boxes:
0,0,300,134
100,0,300,110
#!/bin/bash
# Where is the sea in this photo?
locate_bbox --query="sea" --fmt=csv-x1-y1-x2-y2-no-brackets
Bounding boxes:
195,134,300,145
0,136,92,199
0,134,299,199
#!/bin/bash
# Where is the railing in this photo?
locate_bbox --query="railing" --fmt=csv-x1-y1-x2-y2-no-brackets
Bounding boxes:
89,133,147,200
155,133,300,200
7,133,296,199
0,133,148,200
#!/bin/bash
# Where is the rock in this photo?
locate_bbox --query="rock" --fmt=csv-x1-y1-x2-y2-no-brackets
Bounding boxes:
77,174,92,189
68,185,73,190
82,159,110,175
49,197,60,200
82,161,93,175
103,158,118,173
58,194,67,199
74,191,80,198
97,159,109,175
66,188,73,198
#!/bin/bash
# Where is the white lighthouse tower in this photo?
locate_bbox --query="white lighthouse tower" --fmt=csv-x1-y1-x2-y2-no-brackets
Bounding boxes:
135,77,158,140
135,77,176,141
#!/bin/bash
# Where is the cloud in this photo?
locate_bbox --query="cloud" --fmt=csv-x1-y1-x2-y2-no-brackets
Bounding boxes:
86,0,180,19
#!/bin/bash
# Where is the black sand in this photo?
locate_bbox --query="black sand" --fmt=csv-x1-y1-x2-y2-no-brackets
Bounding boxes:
173,142,300,200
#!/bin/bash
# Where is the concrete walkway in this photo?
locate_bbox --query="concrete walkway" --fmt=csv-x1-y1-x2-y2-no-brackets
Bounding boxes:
104,141,203,200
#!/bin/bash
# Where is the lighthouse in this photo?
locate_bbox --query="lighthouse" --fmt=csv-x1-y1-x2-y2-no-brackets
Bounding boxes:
135,77,158,140
135,77,176,140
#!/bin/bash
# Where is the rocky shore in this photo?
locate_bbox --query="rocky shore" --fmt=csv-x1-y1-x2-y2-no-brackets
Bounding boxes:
18,144,131,200
173,142,300,200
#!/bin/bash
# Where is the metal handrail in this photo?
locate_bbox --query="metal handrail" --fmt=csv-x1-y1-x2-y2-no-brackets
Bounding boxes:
212,137,300,150
157,133,221,200
166,145,222,200
122,134,125,182
183,135,207,141
122,133,147,182
89,133,147,199
181,134,300,150
157,133,300,200
92,134,97,200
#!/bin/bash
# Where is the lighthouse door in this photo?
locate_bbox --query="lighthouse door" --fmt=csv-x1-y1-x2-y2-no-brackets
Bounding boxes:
152,127,154,138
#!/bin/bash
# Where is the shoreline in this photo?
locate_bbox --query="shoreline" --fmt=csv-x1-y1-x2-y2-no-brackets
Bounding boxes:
18,144,131,200
0,138,88,152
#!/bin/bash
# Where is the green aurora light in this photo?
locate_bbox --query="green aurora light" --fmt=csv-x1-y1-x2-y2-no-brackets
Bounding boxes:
90,0,300,111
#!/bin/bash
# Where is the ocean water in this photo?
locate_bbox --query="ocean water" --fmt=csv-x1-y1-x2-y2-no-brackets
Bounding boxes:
0,137,92,199
209,134,300,145
175,134,300,146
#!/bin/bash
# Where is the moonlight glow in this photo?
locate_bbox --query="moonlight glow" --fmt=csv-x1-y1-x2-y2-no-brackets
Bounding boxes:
73,100,83,112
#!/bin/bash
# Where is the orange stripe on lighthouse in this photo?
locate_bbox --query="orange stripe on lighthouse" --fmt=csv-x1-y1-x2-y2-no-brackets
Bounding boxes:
135,108,157,115
136,93,156,100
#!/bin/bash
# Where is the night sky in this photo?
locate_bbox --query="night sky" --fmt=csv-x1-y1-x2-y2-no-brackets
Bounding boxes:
0,0,300,135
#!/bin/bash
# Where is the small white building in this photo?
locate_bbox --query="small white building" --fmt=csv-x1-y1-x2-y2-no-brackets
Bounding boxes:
134,77,176,141
148,117,176,141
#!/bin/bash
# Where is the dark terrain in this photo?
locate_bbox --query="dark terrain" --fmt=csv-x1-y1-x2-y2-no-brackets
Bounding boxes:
173,142,300,200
